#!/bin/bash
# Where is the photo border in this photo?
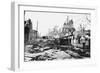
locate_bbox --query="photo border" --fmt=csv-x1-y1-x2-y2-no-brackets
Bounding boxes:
11,2,97,71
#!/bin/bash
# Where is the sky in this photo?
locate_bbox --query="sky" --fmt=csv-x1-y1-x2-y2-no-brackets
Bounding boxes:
25,11,91,36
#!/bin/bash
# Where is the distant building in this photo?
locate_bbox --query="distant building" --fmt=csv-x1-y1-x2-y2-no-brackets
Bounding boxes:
61,16,75,45
24,19,38,43
24,19,32,43
29,30,38,41
62,16,75,37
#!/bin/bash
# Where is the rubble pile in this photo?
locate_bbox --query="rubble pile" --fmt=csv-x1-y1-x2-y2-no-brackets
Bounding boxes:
24,38,90,61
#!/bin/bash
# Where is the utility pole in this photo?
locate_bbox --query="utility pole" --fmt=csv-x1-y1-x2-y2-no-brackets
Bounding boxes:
67,16,69,24
36,20,38,38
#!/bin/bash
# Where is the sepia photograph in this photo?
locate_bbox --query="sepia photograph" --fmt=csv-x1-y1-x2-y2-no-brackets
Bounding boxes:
24,10,91,62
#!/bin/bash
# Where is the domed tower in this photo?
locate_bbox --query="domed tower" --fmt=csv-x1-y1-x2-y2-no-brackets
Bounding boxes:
62,16,75,36
61,16,75,45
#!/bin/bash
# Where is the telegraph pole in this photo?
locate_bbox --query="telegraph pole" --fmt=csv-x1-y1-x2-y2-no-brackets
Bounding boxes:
67,16,69,24
36,20,38,38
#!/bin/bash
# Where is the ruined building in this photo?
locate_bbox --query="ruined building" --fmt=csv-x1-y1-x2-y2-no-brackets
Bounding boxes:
24,19,38,44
